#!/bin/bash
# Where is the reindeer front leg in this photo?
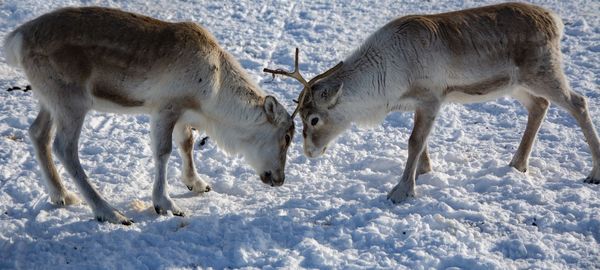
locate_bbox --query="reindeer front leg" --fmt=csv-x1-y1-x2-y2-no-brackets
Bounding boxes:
388,104,439,203
173,123,211,193
151,108,185,216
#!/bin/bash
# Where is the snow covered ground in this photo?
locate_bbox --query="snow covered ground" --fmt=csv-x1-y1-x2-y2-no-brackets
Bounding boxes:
1,0,599,269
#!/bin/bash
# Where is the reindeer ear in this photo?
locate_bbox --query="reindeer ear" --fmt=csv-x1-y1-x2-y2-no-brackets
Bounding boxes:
264,95,289,125
314,83,343,108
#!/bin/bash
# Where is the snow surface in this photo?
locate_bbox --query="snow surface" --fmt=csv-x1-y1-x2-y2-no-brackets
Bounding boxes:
0,0,599,269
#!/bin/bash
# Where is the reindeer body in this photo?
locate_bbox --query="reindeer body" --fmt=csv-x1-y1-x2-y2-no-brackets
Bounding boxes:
284,3,600,202
9,8,261,120
4,7,294,224
321,3,558,124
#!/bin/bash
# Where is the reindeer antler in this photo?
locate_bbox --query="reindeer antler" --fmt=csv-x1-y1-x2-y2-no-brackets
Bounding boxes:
264,48,309,118
264,48,343,119
264,48,309,87
307,61,343,85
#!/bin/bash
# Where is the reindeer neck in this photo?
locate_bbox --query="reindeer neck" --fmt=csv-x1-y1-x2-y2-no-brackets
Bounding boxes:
196,72,268,155
332,49,413,126
209,53,267,126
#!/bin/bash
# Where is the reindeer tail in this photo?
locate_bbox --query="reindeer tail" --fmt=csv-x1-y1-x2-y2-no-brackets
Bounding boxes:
3,30,24,68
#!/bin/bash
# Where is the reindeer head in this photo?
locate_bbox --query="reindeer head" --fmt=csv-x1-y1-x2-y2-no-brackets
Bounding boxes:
264,49,345,158
244,95,294,187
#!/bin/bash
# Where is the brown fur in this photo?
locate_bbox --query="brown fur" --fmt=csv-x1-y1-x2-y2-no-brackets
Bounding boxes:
16,6,224,106
17,7,219,63
385,2,560,62
92,83,144,107
6,7,293,223
445,75,511,96
178,126,196,178
290,2,600,204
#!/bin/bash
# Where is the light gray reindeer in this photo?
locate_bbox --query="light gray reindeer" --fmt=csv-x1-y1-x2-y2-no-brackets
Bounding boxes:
265,2,600,203
3,7,294,224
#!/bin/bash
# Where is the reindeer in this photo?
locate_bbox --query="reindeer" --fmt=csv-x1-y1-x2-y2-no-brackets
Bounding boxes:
3,7,295,224
265,2,600,203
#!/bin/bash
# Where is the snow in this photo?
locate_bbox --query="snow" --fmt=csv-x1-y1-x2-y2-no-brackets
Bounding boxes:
0,0,599,269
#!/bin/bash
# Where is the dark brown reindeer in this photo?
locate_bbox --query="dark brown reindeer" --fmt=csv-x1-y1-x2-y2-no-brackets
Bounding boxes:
265,2,600,203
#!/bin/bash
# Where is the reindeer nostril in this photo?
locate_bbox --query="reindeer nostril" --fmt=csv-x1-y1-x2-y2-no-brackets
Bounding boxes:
265,171,272,178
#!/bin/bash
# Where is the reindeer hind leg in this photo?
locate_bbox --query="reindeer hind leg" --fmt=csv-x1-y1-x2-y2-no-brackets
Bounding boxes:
523,67,600,183
510,90,549,173
49,83,132,224
29,105,81,206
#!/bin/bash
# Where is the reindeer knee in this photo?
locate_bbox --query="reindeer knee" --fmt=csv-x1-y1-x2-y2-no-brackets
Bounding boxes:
569,93,588,114
537,97,549,111
155,146,172,160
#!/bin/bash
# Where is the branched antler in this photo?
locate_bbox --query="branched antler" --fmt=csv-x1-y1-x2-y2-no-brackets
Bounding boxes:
264,48,343,118
264,48,309,118
264,48,309,88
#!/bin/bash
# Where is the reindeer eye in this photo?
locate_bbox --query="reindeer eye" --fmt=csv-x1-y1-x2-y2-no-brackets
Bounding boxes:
311,117,319,126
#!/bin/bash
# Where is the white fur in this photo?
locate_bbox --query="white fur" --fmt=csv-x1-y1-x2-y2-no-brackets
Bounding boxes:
6,7,293,224
3,32,23,68
299,2,600,203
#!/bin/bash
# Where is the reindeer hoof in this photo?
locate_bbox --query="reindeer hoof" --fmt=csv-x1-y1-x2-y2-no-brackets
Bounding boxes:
185,178,211,194
155,206,186,217
584,177,600,184
95,216,133,226
417,167,432,176
187,184,211,193
50,191,81,206
94,210,132,225
154,199,185,217
387,183,415,204
509,161,528,173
